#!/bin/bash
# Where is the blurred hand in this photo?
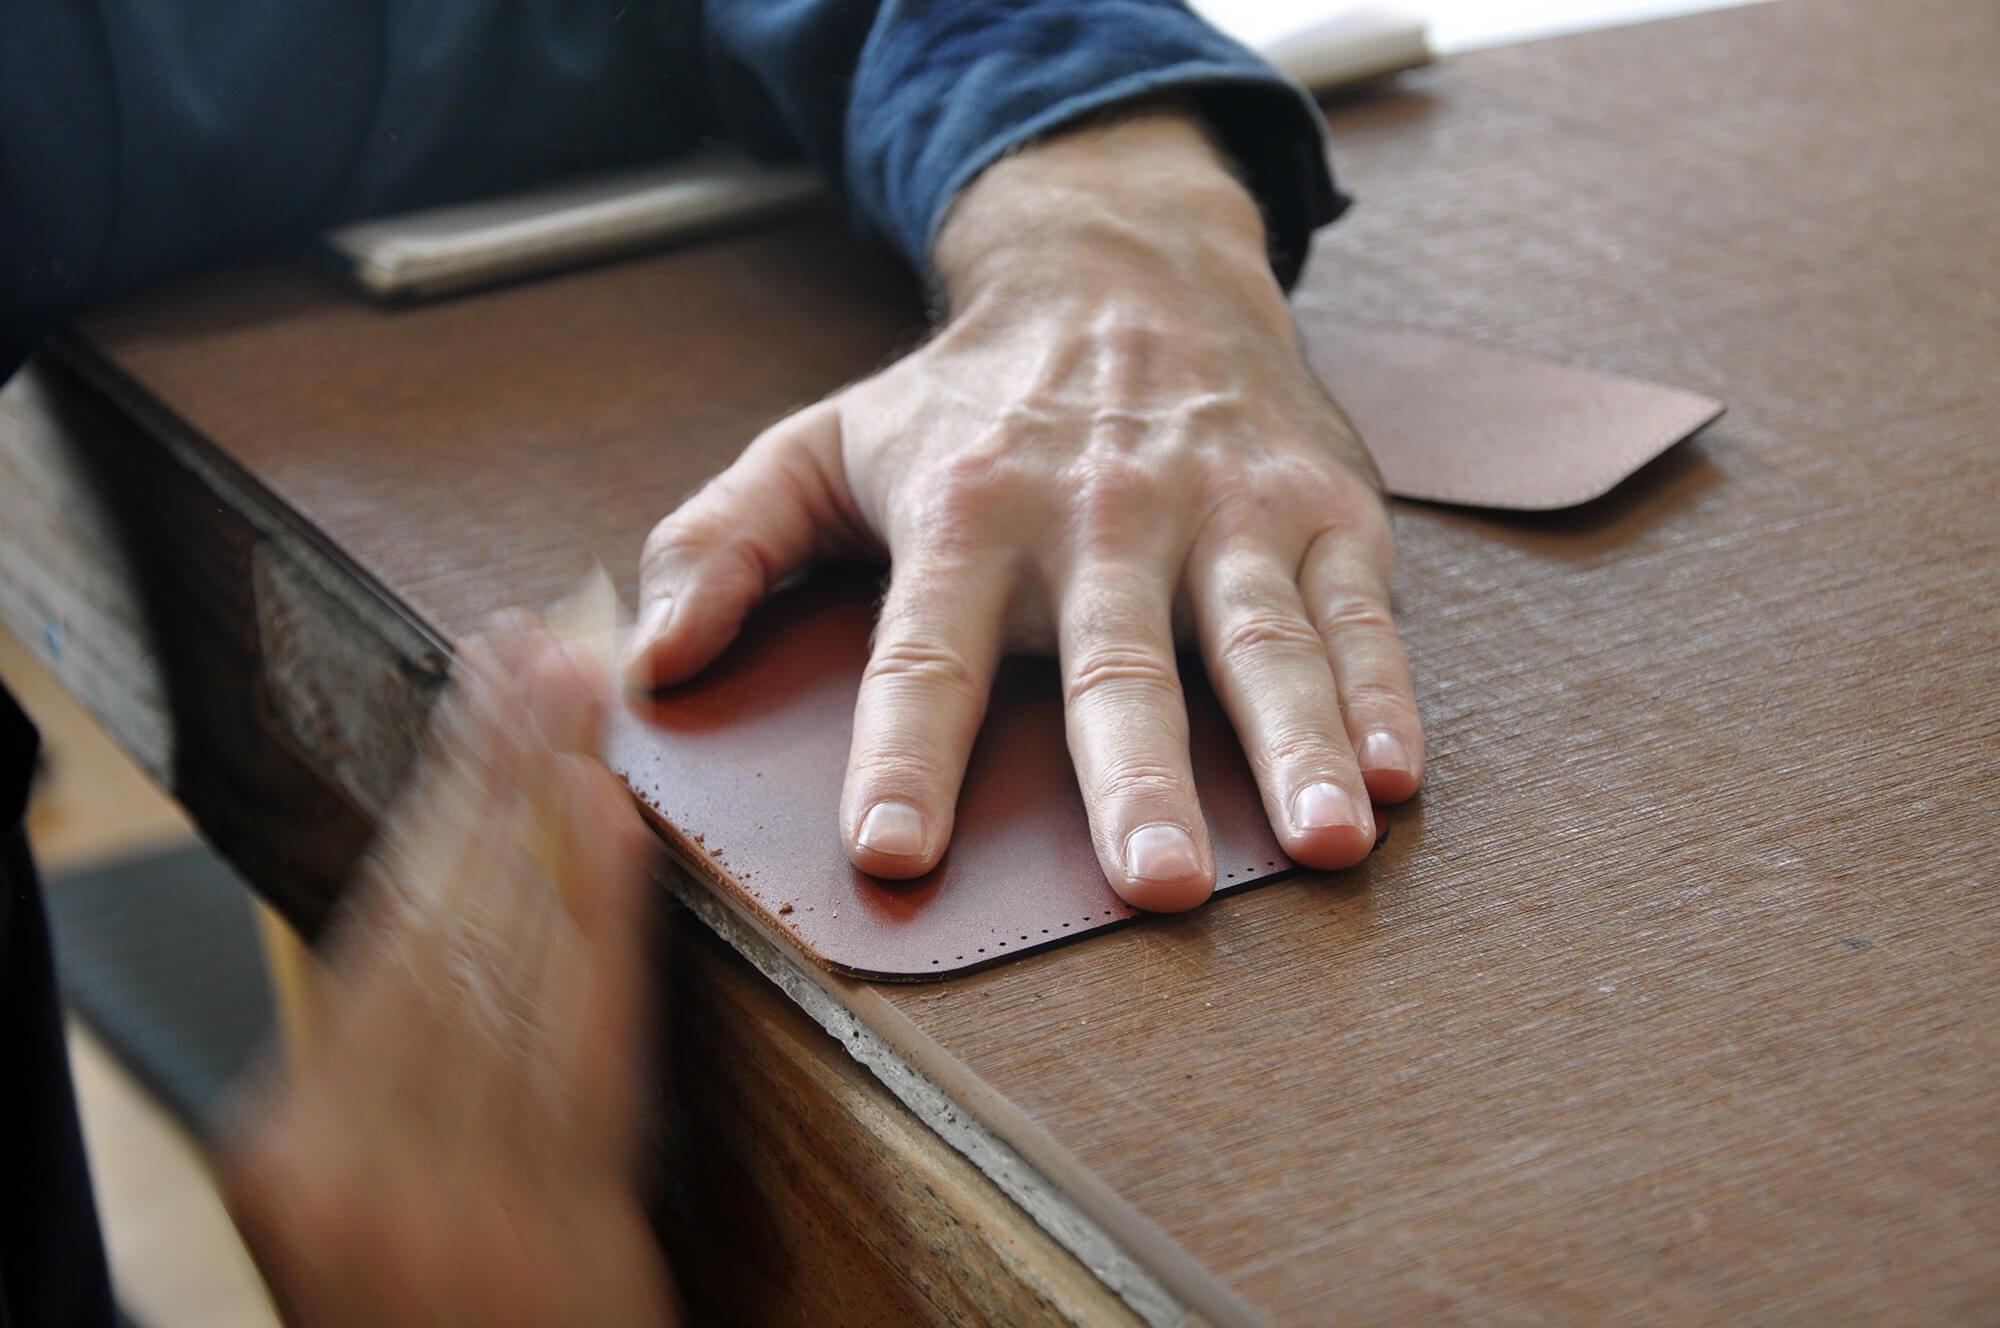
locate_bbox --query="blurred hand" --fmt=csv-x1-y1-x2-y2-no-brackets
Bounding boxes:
630,107,1422,912
221,621,677,1327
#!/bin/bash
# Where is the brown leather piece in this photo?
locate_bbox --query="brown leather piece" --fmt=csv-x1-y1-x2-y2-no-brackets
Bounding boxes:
605,570,1287,979
1312,322,1722,509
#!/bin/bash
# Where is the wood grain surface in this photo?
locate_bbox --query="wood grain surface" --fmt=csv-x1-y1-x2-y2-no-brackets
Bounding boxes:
44,0,2000,1321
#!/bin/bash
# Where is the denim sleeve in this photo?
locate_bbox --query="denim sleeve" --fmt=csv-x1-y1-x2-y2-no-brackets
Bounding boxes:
2,2,1344,374
700,0,1348,289
0,2,700,372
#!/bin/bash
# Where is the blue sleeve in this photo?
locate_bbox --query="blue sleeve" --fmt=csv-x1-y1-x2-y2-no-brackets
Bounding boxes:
700,0,1347,289
0,2,702,372
2,2,1343,374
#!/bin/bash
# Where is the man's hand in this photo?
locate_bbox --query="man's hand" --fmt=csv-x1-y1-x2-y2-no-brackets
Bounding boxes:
629,108,1422,911
220,622,677,1326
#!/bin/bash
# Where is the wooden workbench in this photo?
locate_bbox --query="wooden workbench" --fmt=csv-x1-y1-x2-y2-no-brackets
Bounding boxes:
3,0,1994,1321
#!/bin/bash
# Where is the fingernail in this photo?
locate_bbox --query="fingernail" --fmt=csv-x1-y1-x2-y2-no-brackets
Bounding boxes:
1292,781,1366,833
857,800,926,858
1358,730,1410,774
1124,823,1202,883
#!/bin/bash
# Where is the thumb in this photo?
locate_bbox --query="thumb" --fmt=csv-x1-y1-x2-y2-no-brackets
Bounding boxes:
626,400,860,689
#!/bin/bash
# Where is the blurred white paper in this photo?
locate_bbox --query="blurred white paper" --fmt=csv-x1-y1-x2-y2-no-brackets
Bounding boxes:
325,150,821,300
1197,3,1433,87
1199,0,1772,55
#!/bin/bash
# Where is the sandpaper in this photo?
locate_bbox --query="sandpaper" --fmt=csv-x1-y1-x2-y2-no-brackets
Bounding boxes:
604,323,1722,979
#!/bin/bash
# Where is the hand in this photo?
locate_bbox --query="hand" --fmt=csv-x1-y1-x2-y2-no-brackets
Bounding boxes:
220,622,677,1326
629,108,1423,911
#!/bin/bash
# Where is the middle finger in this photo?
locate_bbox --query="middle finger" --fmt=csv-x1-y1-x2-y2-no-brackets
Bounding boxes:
1056,560,1214,911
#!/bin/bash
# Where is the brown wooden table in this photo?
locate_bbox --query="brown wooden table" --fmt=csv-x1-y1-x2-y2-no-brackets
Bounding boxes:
5,0,1996,1321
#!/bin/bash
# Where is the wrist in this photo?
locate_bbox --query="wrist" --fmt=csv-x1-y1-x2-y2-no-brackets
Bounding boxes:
932,107,1290,334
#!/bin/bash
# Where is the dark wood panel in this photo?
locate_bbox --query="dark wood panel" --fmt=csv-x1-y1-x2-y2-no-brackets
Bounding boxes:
0,362,410,933
56,0,2000,1321
657,920,1141,1328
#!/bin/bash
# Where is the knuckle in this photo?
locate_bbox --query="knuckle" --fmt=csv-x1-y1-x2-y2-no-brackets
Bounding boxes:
1201,487,1286,547
640,506,717,571
1339,678,1414,717
1311,505,1395,578
1275,449,1343,495
1200,552,1320,657
1195,473,1258,529
1065,643,1178,705
647,514,766,593
933,441,1018,502
1315,597,1398,638
1215,607,1323,660
912,445,1019,548
1205,454,1338,530
1264,454,1345,514
848,742,953,790
1200,462,1384,575
1094,760,1191,809
1203,545,1277,606
1068,454,1162,539
1260,725,1344,773
863,635,982,701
